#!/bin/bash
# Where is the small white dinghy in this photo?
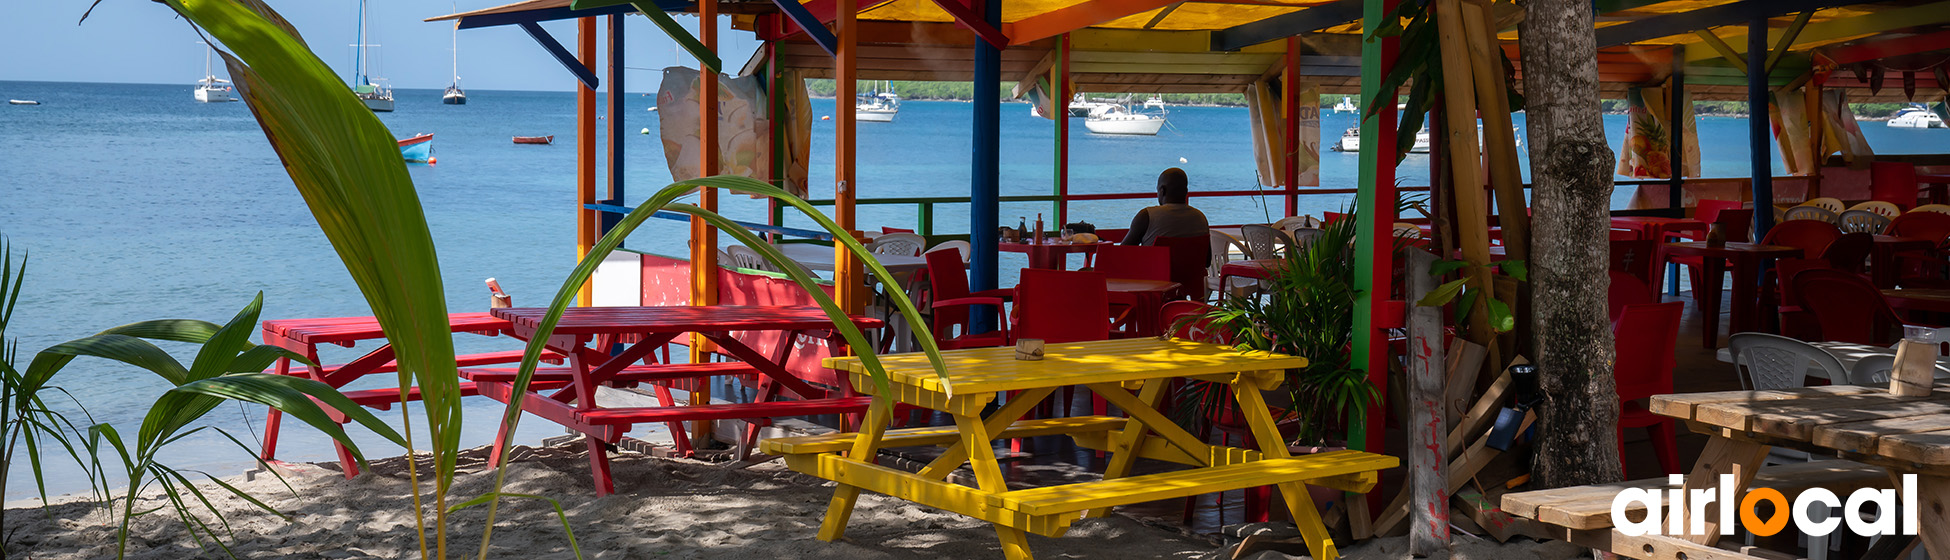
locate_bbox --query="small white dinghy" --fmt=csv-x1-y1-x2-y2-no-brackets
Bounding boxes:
9,100,40,105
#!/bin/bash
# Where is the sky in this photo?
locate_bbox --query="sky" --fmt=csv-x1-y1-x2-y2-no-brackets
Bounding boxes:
0,1,762,93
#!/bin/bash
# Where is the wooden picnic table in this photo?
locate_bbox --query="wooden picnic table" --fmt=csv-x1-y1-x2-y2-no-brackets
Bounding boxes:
258,312,552,478
763,338,1396,560
1106,278,1180,337
476,305,883,496
1662,242,1802,349
1871,235,1936,289
1648,385,1950,558
1001,240,1109,270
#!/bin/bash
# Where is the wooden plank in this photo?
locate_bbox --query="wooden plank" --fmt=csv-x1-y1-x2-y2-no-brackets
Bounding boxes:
1405,250,1450,554
761,415,1125,455
1462,0,1528,263
1744,395,1950,441
1455,488,1536,542
1006,0,1181,46
1443,340,1488,427
1691,390,1945,431
1433,0,1496,350
1814,412,1950,455
1647,385,1883,420
1682,1,1950,63
1677,437,1769,546
1551,526,1813,560
1446,359,1523,460
989,451,1397,516
1872,427,1950,465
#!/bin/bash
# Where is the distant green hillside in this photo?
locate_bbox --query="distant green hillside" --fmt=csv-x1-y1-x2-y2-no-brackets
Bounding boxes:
804,79,1359,107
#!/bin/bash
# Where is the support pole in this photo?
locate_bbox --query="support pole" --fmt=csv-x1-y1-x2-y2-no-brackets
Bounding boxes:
691,0,721,444
1405,249,1450,555
836,0,862,314
1669,45,1686,214
1054,34,1069,226
769,41,786,235
1748,16,1774,240
1351,0,1400,521
1283,37,1301,218
970,0,1003,330
577,17,598,307
605,15,626,242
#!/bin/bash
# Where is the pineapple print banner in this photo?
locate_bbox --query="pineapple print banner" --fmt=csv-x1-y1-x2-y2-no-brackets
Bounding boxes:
1615,79,1700,179
660,67,806,197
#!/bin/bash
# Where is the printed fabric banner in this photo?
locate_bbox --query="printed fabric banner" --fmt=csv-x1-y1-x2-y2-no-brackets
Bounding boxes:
1770,88,1815,176
1616,79,1700,179
659,67,781,193
1819,89,1875,166
1246,75,1320,187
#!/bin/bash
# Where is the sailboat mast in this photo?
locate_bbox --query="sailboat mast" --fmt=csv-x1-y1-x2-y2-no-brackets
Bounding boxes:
450,1,459,85
356,0,368,86
204,43,213,80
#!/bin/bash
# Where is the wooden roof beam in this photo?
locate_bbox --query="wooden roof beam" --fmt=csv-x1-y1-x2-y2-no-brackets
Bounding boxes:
1006,0,1182,46
1594,0,1870,48
1010,50,1058,99
925,0,1010,49
1208,0,1359,52
1821,29,1950,66
1682,1,1950,62
768,0,841,55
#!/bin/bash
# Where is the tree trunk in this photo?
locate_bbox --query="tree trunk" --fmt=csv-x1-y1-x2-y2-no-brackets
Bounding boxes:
1518,0,1622,488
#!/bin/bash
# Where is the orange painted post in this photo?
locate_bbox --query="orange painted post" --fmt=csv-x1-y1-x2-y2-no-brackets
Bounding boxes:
1283,37,1301,218
690,0,722,443
577,17,598,307
835,0,861,315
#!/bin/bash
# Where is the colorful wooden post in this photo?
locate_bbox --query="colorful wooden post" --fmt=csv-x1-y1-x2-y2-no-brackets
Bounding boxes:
1668,45,1686,212
1351,0,1400,520
1747,15,1774,239
690,0,723,444
604,15,626,242
1283,37,1300,218
836,0,862,314
577,17,598,307
1405,249,1450,555
1053,33,1069,226
970,0,1002,330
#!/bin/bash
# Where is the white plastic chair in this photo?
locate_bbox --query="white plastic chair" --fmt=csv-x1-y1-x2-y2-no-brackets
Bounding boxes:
1911,204,1950,216
1240,224,1289,260
1803,197,1846,213
1728,332,1850,389
1848,200,1902,218
725,245,779,272
1782,206,1837,223
1206,231,1255,299
1837,209,1892,234
925,240,971,262
868,233,925,257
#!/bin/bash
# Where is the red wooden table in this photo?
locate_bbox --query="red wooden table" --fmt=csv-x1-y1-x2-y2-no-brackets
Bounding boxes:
1871,234,1936,288
1612,216,1707,293
478,306,883,496
1921,173,1950,204
1661,242,1801,349
1107,278,1181,337
1001,240,1109,270
258,312,556,478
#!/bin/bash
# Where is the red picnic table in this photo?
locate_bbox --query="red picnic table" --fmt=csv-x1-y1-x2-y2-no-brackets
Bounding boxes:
474,305,883,496
258,312,562,478
1001,240,1109,270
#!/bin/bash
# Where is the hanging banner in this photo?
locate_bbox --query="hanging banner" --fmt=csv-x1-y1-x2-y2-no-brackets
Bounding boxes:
1247,77,1320,187
1819,89,1875,166
1770,88,1815,176
659,67,785,194
1616,79,1700,179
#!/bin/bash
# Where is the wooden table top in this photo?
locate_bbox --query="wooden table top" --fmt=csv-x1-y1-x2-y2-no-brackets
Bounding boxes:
263,312,509,345
1662,241,1801,258
1610,216,1704,226
998,241,1108,253
824,338,1304,396
491,306,883,336
1651,385,1950,467
1105,278,1180,293
1871,234,1934,248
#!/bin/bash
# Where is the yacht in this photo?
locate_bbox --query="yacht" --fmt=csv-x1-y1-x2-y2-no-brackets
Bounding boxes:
1889,104,1945,128
1333,127,1361,152
442,2,466,105
192,42,236,103
1143,95,1166,109
1333,125,1516,153
1332,96,1357,113
1083,103,1167,135
856,81,899,122
350,0,394,112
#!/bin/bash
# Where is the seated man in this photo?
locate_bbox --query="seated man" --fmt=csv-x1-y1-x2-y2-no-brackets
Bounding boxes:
1120,168,1209,246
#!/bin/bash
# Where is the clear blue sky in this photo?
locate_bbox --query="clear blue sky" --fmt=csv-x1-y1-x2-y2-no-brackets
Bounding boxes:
0,1,761,92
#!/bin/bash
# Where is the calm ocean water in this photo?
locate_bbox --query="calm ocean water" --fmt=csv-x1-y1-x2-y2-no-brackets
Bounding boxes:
3,80,1948,498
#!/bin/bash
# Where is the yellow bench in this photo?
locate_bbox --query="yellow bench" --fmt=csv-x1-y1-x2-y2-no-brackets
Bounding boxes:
760,416,1130,456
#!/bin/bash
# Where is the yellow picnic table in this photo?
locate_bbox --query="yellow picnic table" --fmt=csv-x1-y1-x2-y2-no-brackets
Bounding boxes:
760,338,1398,560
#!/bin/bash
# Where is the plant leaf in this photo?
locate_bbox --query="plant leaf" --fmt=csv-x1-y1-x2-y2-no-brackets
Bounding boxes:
1499,259,1528,282
1416,279,1467,307
186,293,266,383
171,373,406,464
1485,297,1516,333
98,319,223,344
1429,259,1470,277
33,335,190,386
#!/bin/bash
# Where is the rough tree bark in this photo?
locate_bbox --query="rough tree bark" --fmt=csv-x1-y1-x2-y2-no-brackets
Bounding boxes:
1518,0,1622,488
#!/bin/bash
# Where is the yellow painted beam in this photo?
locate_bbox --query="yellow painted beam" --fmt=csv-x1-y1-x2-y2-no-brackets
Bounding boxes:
1683,1,1950,63
1693,29,1747,75
1765,11,1813,74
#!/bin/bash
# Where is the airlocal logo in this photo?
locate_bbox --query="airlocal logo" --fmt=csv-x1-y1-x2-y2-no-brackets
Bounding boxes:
1611,474,1918,538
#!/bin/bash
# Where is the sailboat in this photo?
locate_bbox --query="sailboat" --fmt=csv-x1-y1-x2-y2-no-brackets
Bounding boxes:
1084,98,1167,135
857,81,899,122
442,2,466,105
1332,96,1357,114
192,42,236,103
351,0,394,112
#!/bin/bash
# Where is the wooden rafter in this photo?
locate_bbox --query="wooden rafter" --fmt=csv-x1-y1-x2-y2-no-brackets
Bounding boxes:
927,0,1011,49
1207,0,1359,52
1821,28,1950,66
1682,1,1950,62
1594,0,1868,48
1764,11,1814,74
1006,0,1181,46
1011,50,1058,99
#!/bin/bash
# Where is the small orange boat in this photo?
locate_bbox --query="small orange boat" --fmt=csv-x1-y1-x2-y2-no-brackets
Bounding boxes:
512,135,555,145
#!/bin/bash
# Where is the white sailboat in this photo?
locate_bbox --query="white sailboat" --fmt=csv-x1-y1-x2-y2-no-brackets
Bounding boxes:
192,42,236,103
442,2,466,105
350,0,394,112
857,81,899,122
1084,101,1167,135
1889,104,1944,128
1334,124,1516,153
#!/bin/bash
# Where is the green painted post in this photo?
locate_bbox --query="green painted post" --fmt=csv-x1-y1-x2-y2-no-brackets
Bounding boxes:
919,203,935,236
1350,0,1399,456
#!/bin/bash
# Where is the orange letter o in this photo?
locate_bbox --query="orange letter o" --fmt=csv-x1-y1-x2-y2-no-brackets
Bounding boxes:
1740,489,1790,537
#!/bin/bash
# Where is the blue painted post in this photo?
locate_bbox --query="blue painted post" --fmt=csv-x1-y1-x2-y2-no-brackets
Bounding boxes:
969,0,1002,331
604,15,626,244
1748,16,1774,240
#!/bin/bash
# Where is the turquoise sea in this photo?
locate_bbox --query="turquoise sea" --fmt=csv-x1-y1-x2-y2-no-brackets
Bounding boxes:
3,80,1949,499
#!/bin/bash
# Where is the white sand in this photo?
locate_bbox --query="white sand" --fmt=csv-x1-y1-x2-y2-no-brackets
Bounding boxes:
4,443,1592,560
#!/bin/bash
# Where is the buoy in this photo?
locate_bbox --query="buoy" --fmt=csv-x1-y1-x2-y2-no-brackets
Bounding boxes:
821,115,831,121
428,157,438,165
1179,157,1187,163
640,127,651,134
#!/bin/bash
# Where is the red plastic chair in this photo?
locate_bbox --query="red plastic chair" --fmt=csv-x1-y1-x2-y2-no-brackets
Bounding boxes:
881,226,916,234
1765,258,1832,340
1093,245,1172,281
1759,219,1842,259
1670,206,1755,308
1791,268,1906,345
1871,161,1919,209
1013,269,1111,344
1607,270,1654,322
1155,235,1214,301
1613,301,1685,479
1823,232,1874,275
1886,212,1950,286
1608,239,1658,294
925,249,1014,349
